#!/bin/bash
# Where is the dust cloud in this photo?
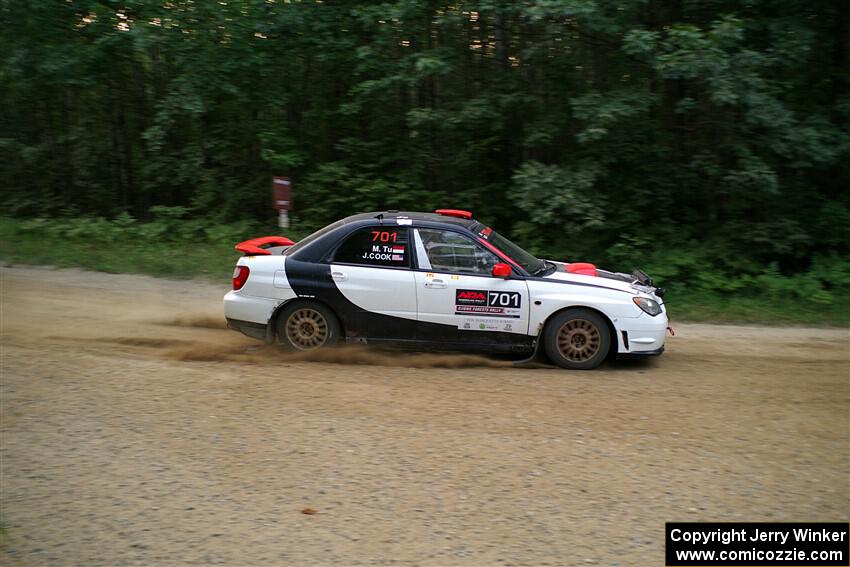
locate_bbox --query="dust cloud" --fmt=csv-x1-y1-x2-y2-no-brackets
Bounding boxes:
156,315,228,329
167,340,512,369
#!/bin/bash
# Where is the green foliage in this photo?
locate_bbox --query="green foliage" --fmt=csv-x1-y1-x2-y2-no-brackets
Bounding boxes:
509,161,606,258
17,209,265,249
0,0,847,325
570,89,655,144
1,216,260,280
512,161,605,225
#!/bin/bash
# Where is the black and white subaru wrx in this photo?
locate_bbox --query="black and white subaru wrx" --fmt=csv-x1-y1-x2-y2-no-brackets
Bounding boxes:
224,209,669,370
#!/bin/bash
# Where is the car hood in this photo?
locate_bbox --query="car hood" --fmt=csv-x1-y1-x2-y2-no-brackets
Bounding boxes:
538,261,641,295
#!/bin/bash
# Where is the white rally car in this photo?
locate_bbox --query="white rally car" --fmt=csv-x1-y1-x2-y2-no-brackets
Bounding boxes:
224,209,669,370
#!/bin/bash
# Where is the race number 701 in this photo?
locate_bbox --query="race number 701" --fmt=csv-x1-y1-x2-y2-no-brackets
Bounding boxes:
488,291,520,308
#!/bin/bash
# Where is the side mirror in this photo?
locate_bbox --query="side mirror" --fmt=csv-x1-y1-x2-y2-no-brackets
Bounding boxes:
492,262,512,278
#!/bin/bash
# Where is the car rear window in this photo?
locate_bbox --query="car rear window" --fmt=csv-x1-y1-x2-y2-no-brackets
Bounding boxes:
284,220,346,256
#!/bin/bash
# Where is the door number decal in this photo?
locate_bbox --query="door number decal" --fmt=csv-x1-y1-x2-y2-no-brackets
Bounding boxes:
455,289,521,318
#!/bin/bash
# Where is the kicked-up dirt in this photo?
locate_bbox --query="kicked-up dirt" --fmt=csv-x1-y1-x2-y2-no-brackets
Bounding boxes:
1,265,847,566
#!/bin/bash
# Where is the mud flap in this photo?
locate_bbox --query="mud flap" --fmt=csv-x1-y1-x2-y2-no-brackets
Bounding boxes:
511,335,556,368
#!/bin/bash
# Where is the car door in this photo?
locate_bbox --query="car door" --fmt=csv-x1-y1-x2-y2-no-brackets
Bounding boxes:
412,227,530,346
328,225,418,342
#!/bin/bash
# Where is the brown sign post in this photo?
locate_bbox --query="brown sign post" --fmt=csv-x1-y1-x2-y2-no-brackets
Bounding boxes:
272,176,293,228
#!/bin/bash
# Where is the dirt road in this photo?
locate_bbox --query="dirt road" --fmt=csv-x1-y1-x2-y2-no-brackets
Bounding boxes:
1,265,847,566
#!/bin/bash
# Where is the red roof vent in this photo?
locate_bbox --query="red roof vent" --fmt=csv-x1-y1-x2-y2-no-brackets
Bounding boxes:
435,209,473,220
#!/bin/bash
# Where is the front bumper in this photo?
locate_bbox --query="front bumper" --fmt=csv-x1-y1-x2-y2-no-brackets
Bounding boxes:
616,345,664,360
615,308,668,354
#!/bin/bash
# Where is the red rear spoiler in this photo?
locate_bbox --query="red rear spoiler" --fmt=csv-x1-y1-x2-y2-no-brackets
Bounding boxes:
235,236,296,256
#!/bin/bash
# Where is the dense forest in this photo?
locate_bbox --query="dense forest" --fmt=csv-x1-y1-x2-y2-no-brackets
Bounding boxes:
1,0,849,312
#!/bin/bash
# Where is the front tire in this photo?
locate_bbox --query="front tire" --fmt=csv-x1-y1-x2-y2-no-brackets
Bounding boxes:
543,308,611,370
276,301,340,351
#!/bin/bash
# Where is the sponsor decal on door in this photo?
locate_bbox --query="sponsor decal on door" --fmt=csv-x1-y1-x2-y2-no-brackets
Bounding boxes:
455,289,522,318
458,318,517,331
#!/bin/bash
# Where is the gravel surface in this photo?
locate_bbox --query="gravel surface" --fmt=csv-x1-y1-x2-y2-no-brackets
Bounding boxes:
1,265,848,566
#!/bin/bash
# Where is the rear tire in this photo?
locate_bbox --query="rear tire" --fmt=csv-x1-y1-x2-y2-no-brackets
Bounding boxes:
276,301,340,352
543,308,611,370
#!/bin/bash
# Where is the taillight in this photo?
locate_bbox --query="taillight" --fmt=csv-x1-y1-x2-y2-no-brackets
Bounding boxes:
232,266,250,290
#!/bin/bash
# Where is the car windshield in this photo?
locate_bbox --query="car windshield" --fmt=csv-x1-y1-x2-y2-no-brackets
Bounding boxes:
480,227,546,275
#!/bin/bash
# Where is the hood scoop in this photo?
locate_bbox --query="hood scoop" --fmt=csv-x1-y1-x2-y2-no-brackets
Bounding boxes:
565,262,598,277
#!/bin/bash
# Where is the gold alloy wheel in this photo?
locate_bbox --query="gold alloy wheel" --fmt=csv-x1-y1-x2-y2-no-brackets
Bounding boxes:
556,318,601,362
285,308,330,350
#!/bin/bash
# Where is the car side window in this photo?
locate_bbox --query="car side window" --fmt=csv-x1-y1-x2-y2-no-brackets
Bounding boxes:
415,228,499,274
333,227,411,268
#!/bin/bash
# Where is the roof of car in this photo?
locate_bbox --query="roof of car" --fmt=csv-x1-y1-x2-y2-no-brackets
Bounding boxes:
285,210,483,263
339,211,480,229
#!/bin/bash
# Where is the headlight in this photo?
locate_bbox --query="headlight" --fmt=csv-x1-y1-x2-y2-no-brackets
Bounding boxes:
633,296,661,316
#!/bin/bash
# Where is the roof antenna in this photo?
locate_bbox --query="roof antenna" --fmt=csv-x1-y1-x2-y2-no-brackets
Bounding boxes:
375,213,384,225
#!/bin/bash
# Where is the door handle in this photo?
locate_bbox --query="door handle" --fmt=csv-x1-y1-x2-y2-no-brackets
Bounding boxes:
424,279,447,289
331,270,347,282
